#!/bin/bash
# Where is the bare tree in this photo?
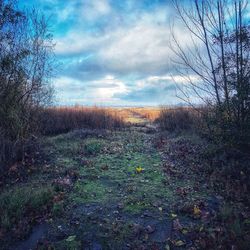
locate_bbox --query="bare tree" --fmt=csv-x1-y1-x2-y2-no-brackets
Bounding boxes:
171,0,250,143
0,0,55,165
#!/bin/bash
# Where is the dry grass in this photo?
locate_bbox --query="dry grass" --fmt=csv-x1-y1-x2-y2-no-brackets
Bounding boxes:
113,107,161,123
38,106,125,135
130,107,161,121
38,106,161,136
157,107,202,131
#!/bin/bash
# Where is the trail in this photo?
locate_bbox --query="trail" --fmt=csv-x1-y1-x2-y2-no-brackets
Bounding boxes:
50,125,173,249
123,109,149,124
11,123,219,250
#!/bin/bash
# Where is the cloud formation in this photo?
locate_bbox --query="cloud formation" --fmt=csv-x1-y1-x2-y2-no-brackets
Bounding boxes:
21,0,218,106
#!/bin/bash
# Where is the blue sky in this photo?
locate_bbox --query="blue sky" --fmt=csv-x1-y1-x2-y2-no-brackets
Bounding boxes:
20,0,249,106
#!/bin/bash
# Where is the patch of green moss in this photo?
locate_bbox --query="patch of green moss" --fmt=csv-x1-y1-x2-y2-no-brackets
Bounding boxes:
70,180,113,203
123,200,150,214
67,130,176,212
84,138,105,155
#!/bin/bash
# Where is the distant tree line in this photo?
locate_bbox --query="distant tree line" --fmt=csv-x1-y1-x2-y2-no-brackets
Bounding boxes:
0,0,55,166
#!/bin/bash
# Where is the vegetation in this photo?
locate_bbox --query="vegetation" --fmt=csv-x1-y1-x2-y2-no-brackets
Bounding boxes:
0,0,54,168
0,0,250,249
1,109,249,249
38,106,125,135
122,107,161,122
171,0,250,146
0,185,54,230
157,107,201,132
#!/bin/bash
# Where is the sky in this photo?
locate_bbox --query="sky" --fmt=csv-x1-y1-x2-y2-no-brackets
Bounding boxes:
18,0,188,106
18,0,239,107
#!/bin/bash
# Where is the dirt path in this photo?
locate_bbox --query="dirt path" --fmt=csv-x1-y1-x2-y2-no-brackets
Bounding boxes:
122,109,149,124
8,125,220,250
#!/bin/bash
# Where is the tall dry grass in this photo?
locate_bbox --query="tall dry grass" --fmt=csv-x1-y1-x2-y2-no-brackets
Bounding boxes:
38,106,125,135
157,107,203,132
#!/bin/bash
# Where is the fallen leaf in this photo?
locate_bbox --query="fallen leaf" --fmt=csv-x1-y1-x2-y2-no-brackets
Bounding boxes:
136,166,144,173
9,163,18,172
146,225,155,234
101,165,109,171
66,235,76,242
173,240,185,247
193,205,201,216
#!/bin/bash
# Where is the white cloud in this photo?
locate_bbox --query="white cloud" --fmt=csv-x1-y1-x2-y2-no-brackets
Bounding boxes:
98,24,171,73
58,3,75,22
55,32,109,56
53,75,129,105
55,9,193,76
81,0,111,21
87,75,128,100
52,72,200,106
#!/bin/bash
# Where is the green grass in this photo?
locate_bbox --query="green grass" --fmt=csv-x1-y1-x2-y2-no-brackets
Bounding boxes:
84,138,105,155
0,185,54,230
71,179,112,203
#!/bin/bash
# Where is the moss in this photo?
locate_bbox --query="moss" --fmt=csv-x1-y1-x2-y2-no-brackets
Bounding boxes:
123,200,150,214
84,138,105,155
66,130,177,214
70,180,112,203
